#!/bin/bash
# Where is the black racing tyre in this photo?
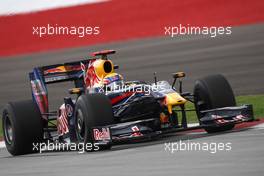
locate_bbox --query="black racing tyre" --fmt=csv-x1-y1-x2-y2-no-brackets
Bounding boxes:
2,100,43,155
74,93,114,151
194,74,236,133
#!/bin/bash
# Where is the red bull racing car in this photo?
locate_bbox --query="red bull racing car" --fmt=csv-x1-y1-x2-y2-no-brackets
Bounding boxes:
2,50,254,155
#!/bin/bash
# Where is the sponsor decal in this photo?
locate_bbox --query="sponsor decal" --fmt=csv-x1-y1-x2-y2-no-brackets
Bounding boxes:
84,59,101,88
44,65,81,75
44,67,64,75
57,105,69,136
93,128,111,141
31,80,46,96
30,79,48,119
211,115,223,119
216,119,227,124
81,62,86,72
65,104,73,117
234,115,245,120
131,126,143,137
57,111,69,136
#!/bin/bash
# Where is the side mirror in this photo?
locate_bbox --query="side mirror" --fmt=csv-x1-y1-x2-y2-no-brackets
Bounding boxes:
68,88,83,94
172,72,185,79
172,72,185,93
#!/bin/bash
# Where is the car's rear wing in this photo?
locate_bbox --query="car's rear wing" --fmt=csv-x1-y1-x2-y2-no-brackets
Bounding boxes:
31,50,117,84
37,59,92,84
28,59,91,119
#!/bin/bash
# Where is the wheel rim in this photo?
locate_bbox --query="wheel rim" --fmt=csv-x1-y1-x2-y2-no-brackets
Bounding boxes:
3,114,13,145
76,109,85,141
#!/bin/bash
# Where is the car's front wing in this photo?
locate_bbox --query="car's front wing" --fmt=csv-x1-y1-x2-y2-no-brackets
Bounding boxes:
91,104,254,145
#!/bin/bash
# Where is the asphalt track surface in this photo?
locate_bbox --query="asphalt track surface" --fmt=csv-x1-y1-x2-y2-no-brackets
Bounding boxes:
0,124,263,176
0,23,264,175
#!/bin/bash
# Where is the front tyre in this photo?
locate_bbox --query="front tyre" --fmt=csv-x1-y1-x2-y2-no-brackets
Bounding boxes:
194,74,236,133
2,100,43,155
74,94,115,151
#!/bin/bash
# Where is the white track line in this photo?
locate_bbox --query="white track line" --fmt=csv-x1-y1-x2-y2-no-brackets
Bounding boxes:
0,0,108,16
0,141,5,148
188,123,199,127
251,122,264,129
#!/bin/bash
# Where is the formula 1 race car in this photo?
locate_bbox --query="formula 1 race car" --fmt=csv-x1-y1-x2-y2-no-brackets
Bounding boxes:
2,50,254,155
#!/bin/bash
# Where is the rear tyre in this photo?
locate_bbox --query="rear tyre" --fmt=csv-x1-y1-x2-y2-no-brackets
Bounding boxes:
75,93,114,151
2,100,43,155
194,74,236,133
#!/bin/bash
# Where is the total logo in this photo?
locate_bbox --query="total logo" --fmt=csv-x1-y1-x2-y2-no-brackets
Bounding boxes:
93,128,111,141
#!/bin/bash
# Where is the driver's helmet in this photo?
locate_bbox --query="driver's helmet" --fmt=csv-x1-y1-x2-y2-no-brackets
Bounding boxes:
103,73,124,91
